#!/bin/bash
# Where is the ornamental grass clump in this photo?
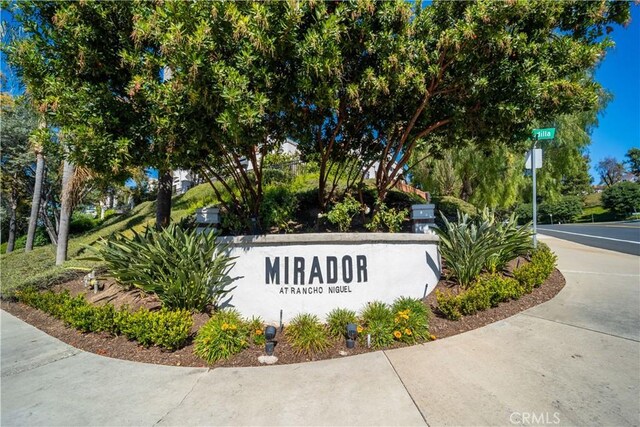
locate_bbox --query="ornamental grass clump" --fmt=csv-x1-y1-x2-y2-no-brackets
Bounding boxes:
390,297,431,343
360,301,395,349
194,309,249,364
285,313,330,355
85,224,237,312
326,308,358,338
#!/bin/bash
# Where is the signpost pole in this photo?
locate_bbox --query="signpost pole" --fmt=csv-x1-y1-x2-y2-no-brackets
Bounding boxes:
532,135,538,249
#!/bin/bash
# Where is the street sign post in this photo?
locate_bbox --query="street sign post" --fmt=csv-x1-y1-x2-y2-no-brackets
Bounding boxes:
530,128,555,249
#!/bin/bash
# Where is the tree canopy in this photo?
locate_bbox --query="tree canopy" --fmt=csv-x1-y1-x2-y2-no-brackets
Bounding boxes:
5,0,631,229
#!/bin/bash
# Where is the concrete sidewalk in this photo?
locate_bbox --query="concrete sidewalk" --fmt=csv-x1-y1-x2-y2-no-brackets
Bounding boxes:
386,235,640,426
2,236,639,426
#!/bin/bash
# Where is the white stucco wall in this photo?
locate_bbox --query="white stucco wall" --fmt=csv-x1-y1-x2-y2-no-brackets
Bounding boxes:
218,233,440,324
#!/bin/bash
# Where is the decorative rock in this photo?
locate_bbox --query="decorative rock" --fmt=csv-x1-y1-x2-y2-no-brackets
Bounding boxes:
339,351,349,356
258,355,278,365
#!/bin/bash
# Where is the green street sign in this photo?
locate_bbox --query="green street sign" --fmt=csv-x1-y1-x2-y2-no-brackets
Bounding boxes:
532,128,556,140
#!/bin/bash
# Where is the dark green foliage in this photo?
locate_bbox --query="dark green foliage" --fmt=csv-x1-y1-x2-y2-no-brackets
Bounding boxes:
601,182,640,217
194,309,250,364
434,196,478,225
260,185,299,233
285,313,329,356
13,228,50,250
85,224,237,312
514,203,534,225
360,301,395,349
15,288,192,350
70,213,99,235
539,196,583,223
326,308,358,339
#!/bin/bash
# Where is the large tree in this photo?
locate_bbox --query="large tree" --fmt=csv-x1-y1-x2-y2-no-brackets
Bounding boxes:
625,148,640,179
0,93,38,252
364,0,630,202
597,157,625,187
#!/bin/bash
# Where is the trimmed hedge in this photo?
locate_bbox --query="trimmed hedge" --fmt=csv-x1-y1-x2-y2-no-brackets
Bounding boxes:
16,288,192,350
436,244,557,320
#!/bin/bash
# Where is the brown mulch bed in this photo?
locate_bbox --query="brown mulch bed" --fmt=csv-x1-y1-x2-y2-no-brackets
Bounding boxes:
0,267,565,369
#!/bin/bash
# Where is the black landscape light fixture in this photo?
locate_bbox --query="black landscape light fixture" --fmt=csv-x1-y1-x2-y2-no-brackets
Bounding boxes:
264,325,277,355
265,325,277,341
346,323,357,349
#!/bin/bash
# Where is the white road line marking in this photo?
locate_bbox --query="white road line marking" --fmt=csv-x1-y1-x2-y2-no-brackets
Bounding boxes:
537,228,640,245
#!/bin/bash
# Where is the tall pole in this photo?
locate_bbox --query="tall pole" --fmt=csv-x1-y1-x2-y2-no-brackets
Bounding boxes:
532,135,538,249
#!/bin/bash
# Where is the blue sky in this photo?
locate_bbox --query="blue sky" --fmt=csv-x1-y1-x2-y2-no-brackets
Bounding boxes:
589,4,640,181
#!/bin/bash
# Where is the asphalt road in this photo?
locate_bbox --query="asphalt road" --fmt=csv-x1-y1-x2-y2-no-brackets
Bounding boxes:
537,222,640,256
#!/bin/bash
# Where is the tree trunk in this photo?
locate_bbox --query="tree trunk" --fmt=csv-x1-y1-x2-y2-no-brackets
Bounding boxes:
56,159,75,266
40,197,58,246
25,151,45,252
156,169,173,230
6,190,17,253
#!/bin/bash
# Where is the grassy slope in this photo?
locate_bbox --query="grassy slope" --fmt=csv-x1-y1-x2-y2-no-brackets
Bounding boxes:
576,192,617,223
0,184,217,296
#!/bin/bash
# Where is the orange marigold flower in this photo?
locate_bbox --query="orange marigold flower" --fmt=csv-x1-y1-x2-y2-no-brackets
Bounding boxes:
255,329,263,335
356,325,364,333
393,330,402,339
221,323,229,331
404,328,412,335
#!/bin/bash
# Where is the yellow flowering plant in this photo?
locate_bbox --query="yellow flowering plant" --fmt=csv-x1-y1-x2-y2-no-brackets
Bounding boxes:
194,309,250,364
247,316,266,346
391,297,431,344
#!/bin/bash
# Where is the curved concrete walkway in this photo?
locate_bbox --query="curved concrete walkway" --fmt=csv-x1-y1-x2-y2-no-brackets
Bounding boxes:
2,236,639,426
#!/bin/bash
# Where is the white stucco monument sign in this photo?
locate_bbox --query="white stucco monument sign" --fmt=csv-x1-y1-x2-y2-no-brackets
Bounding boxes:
218,233,440,323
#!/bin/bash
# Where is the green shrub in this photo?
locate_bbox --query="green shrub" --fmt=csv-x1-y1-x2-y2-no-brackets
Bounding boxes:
194,309,249,364
70,213,99,235
360,301,395,349
13,228,50,250
539,196,583,223
16,289,191,350
365,202,408,233
260,185,299,232
85,224,237,312
326,308,358,338
458,285,491,315
602,182,640,217
435,290,461,320
434,196,478,224
476,274,524,306
391,297,431,343
148,309,193,350
326,194,361,232
514,244,557,292
285,313,330,355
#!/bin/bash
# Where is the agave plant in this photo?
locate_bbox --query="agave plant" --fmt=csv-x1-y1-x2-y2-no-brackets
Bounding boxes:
434,211,501,288
84,225,237,312
480,209,533,274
